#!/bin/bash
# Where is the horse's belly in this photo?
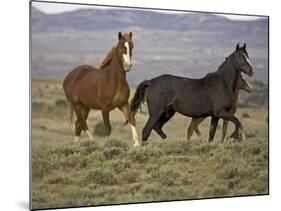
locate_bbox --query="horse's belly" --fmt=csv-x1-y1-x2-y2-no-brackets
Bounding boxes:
173,99,211,117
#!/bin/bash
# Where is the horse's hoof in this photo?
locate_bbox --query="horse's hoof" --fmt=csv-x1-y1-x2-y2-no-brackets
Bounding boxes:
133,140,142,147
74,136,80,143
241,132,246,140
227,136,236,142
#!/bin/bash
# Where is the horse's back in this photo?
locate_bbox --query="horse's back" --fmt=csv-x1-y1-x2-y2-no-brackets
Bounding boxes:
145,74,214,117
63,65,98,99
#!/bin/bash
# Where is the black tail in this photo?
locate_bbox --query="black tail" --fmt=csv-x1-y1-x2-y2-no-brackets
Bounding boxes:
130,80,150,117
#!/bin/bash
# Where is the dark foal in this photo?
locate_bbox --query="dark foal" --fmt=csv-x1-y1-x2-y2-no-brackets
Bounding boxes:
63,32,141,147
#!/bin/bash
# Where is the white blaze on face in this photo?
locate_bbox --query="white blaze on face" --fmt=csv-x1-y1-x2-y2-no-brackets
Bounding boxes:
123,41,131,71
243,53,252,66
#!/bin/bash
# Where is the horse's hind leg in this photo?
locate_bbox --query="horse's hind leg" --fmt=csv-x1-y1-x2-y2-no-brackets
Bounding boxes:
221,120,228,142
153,108,175,139
118,103,140,147
142,108,165,142
208,116,219,142
72,103,83,143
194,118,204,137
187,117,204,141
81,106,93,141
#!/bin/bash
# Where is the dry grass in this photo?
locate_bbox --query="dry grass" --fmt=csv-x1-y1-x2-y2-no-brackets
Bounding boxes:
31,79,268,210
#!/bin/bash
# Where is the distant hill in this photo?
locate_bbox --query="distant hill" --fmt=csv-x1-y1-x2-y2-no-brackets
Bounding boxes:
31,6,268,85
31,7,267,37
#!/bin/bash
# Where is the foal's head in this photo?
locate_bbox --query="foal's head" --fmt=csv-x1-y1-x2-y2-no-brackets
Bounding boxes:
237,74,253,93
116,32,134,72
233,43,254,77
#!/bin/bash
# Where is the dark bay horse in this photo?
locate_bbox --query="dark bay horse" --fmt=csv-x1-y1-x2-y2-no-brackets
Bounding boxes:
187,73,253,142
63,32,141,147
131,44,253,143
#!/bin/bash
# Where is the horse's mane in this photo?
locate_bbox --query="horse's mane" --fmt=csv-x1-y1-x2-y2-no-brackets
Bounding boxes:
100,46,116,68
204,56,229,79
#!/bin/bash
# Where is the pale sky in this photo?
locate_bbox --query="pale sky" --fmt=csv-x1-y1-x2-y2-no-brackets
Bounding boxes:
32,1,265,21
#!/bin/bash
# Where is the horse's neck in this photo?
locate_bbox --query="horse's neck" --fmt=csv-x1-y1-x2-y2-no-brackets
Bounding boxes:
230,85,240,113
221,59,239,95
104,51,127,83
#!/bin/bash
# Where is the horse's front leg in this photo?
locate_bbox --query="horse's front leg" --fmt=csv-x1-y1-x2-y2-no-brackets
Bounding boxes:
119,103,141,147
102,110,112,137
208,116,219,142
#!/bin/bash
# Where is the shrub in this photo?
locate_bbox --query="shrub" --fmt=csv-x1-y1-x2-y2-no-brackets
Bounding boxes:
242,112,250,118
161,141,190,155
88,151,105,162
217,165,239,180
158,170,180,186
46,174,74,185
93,122,107,137
32,186,54,204
104,139,129,152
120,170,139,183
128,148,147,164
180,175,192,185
80,168,117,186
55,99,67,108
80,141,99,155
32,158,52,179
103,147,126,160
110,160,131,174
212,183,229,196
142,184,160,196
128,145,163,164
59,153,90,169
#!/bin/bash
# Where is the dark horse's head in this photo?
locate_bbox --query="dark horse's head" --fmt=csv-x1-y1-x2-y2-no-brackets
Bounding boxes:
232,43,254,77
116,32,134,72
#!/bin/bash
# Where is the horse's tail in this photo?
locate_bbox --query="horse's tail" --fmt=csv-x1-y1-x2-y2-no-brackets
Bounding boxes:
130,80,150,117
65,98,74,125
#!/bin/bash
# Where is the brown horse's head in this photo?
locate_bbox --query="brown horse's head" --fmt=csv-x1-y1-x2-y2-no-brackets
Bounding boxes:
233,43,254,77
237,74,253,93
116,32,134,72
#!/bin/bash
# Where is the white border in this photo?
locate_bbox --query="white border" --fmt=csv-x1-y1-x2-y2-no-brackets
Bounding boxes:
0,0,279,211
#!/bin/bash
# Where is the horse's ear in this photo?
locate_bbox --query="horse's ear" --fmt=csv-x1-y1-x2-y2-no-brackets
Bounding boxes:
129,32,133,39
118,32,122,40
236,43,240,51
243,43,246,49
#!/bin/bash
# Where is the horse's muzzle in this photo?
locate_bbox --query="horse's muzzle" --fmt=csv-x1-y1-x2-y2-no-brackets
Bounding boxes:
124,63,132,72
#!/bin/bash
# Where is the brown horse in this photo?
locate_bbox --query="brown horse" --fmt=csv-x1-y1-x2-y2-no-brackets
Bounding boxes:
187,73,253,142
63,32,141,147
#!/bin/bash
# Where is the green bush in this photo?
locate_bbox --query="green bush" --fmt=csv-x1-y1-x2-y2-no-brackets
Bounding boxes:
80,168,117,186
55,99,67,108
32,185,55,204
32,158,53,179
93,122,107,137
104,139,129,151
242,112,250,118
110,160,131,174
120,170,139,183
158,170,180,186
103,147,126,160
46,174,74,185
128,145,163,164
